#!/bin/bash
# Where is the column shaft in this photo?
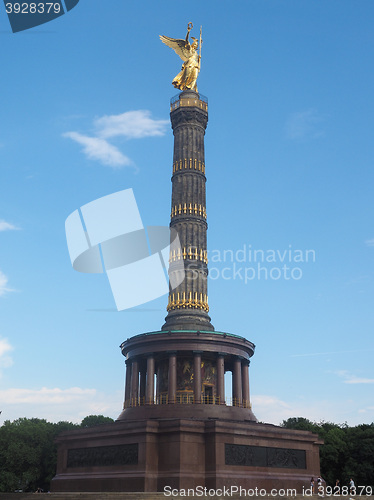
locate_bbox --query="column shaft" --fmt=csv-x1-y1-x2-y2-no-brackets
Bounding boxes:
242,361,250,408
162,92,213,332
217,355,225,404
124,360,131,406
130,360,139,406
233,358,242,407
193,352,202,403
139,370,146,402
168,353,177,403
156,365,160,403
146,356,155,404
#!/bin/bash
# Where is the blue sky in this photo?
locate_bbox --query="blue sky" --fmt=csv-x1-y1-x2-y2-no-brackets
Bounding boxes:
1,0,374,426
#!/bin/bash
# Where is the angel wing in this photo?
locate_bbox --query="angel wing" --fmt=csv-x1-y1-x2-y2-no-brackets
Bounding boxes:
159,35,191,62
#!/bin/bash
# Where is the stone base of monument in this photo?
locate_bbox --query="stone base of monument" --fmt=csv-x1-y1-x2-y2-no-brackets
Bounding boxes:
51,416,322,493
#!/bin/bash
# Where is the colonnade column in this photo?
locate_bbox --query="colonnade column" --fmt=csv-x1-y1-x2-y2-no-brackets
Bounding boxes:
193,351,202,404
130,359,139,405
217,353,225,404
168,352,177,403
232,357,242,407
124,359,132,407
242,360,250,408
139,370,146,402
146,355,155,404
156,365,161,403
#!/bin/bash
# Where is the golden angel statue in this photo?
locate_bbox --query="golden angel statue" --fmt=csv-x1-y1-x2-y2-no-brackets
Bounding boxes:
160,22,202,92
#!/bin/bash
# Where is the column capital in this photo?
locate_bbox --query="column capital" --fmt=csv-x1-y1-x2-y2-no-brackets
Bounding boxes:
127,355,141,363
235,355,248,363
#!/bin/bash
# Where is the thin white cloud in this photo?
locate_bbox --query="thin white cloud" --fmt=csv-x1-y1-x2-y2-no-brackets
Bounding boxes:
345,377,374,384
0,220,19,231
0,387,96,405
251,393,365,426
252,395,292,413
64,110,168,169
63,132,133,169
95,110,169,139
334,370,374,385
252,394,320,425
0,270,13,297
0,338,13,358
0,338,13,376
365,238,374,247
359,406,374,414
285,108,326,140
0,387,122,423
290,348,374,358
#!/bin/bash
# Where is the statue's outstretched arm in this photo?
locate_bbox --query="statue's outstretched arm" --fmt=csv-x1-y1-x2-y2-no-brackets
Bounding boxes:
185,22,193,46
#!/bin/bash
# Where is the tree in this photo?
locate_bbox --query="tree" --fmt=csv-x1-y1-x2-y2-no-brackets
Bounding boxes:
0,418,77,492
342,424,374,487
80,415,115,427
0,415,116,492
281,418,374,487
281,417,322,435
318,425,347,486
